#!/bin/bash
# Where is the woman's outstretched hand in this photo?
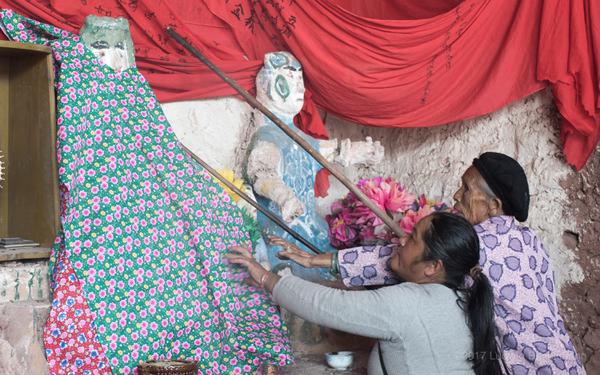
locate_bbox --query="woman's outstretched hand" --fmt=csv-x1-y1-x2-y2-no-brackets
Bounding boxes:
267,235,333,269
226,245,280,292
226,245,267,282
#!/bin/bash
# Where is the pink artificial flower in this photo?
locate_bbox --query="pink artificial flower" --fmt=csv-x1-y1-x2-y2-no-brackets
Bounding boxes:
326,214,359,249
330,200,346,214
386,180,415,212
358,225,377,244
399,205,434,235
350,204,377,226
358,178,387,211
417,193,428,208
327,177,448,248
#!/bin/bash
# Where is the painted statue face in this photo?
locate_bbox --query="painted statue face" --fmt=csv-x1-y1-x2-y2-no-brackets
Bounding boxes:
88,39,130,72
80,15,135,72
256,52,305,117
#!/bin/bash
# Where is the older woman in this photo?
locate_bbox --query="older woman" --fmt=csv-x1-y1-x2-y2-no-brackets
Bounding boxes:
277,152,586,375
229,212,505,375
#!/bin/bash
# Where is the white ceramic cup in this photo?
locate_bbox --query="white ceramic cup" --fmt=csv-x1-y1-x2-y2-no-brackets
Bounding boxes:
325,351,354,370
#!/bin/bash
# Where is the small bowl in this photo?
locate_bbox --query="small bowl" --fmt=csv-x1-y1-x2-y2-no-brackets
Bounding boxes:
325,351,354,370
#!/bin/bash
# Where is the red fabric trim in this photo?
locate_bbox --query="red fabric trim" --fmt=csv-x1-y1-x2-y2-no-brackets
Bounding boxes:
0,0,598,168
314,169,331,198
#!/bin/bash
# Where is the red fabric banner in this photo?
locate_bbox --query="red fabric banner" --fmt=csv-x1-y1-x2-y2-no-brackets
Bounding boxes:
0,0,598,169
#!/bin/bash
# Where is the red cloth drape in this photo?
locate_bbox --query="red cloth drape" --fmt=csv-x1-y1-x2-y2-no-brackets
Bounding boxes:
0,0,598,169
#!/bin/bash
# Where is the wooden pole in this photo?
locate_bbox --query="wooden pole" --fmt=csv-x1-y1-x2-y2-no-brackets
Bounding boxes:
167,28,404,238
180,143,323,254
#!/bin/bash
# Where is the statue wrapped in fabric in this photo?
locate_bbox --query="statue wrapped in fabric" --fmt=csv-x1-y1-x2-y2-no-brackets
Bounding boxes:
0,10,293,374
246,51,384,280
80,15,135,73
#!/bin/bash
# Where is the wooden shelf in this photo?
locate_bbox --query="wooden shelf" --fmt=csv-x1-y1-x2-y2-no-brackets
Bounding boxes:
0,41,59,248
0,40,52,56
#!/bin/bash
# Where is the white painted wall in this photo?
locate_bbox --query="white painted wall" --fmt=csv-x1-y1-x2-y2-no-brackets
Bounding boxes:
162,98,253,172
162,89,584,294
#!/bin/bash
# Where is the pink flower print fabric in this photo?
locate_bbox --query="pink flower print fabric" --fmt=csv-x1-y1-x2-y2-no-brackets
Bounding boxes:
0,10,292,375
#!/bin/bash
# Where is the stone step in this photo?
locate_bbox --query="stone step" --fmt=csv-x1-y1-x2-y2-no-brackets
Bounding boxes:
280,352,369,374
0,302,50,375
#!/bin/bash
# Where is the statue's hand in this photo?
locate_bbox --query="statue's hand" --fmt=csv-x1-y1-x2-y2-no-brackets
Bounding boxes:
318,139,339,162
281,195,305,222
364,137,384,165
336,137,384,167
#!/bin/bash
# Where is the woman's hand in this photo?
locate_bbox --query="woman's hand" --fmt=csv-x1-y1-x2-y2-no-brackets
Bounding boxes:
226,245,280,292
226,245,268,282
268,235,333,269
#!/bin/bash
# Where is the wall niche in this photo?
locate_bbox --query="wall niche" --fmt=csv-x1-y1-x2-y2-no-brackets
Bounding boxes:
0,40,58,249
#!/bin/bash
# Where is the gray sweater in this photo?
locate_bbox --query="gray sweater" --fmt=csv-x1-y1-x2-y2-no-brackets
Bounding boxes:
273,275,475,375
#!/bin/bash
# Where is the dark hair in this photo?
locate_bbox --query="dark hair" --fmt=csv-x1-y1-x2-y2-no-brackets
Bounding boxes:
421,212,505,375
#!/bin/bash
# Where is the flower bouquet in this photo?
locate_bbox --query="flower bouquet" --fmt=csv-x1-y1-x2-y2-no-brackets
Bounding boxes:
326,177,448,249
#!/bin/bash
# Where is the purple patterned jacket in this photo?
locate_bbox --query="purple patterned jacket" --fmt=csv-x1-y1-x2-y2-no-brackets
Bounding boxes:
337,215,586,374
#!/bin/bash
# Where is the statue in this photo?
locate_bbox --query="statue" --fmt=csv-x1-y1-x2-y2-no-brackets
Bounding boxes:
0,10,295,373
246,51,384,280
80,15,135,72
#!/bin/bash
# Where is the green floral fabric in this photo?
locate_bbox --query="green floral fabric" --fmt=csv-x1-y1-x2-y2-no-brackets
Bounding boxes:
0,10,292,375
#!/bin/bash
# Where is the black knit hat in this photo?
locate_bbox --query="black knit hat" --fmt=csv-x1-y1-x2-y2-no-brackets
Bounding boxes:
472,152,530,222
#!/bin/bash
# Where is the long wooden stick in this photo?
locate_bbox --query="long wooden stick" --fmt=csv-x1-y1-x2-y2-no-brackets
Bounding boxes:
180,143,323,254
166,28,404,238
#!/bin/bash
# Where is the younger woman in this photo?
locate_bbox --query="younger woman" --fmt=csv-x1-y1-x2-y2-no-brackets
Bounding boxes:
228,212,505,375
